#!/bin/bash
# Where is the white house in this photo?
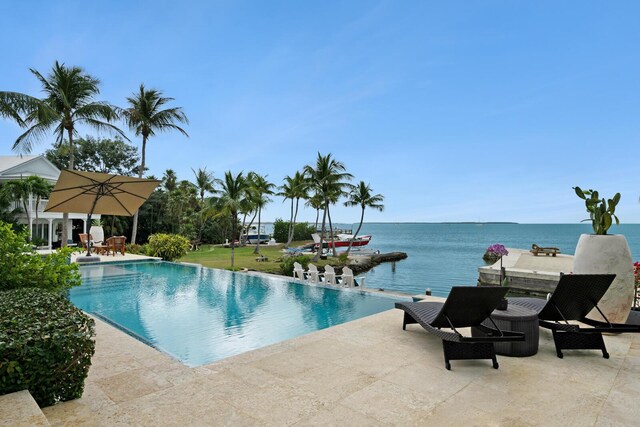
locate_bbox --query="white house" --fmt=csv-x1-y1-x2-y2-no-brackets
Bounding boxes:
0,155,100,248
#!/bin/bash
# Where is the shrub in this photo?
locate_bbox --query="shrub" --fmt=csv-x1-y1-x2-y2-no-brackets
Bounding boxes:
148,233,190,261
0,221,80,293
273,219,316,243
280,255,311,277
0,288,95,407
126,243,150,256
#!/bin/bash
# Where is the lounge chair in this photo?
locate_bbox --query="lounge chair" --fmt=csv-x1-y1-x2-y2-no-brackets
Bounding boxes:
395,287,524,370
323,265,337,285
293,262,305,280
338,267,355,287
509,273,640,359
530,243,561,257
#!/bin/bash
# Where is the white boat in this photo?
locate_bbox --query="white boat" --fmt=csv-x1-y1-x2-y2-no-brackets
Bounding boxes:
243,225,269,244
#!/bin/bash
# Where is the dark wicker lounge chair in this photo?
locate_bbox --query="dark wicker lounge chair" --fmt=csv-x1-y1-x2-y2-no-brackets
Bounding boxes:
395,287,524,370
510,274,640,359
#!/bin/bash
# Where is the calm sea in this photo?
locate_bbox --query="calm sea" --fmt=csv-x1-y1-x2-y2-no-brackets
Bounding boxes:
342,223,640,297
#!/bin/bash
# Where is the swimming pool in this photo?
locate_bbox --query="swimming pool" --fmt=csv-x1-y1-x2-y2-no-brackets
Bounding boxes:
71,261,401,367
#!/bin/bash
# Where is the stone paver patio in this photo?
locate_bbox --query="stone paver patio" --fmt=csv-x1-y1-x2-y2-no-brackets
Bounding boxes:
18,297,639,426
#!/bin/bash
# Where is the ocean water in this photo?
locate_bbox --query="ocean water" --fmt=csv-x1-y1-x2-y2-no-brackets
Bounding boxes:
345,223,640,297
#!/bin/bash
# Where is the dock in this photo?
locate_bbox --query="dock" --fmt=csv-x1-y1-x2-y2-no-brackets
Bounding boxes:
478,248,573,297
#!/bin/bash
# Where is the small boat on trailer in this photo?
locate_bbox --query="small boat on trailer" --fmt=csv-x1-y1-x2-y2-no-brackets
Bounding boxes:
311,233,372,249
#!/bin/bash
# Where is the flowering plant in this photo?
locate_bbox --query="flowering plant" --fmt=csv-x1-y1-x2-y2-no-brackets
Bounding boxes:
487,244,509,257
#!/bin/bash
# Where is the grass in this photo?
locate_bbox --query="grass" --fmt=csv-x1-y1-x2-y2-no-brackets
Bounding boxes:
178,241,334,273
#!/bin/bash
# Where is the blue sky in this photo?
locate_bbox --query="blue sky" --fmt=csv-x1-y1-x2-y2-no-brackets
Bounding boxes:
1,1,639,224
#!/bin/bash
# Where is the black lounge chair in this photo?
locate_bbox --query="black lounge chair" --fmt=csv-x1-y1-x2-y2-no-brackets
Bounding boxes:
395,287,524,370
510,274,640,359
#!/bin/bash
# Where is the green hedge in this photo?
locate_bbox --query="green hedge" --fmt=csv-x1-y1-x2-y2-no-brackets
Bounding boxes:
280,255,311,277
0,221,80,293
0,288,95,407
273,219,315,244
148,233,190,261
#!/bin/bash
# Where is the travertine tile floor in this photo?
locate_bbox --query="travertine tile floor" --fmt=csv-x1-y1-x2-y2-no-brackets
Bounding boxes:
30,300,640,426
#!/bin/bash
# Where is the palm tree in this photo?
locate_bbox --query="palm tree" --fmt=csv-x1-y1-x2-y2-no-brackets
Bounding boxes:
2,179,33,240
344,181,384,256
28,176,54,243
192,167,218,246
218,171,248,269
280,171,309,246
305,191,324,230
123,84,189,244
163,169,178,192
0,61,124,246
303,153,352,261
248,173,275,254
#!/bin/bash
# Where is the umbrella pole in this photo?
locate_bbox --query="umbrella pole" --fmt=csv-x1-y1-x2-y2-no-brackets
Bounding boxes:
85,186,102,257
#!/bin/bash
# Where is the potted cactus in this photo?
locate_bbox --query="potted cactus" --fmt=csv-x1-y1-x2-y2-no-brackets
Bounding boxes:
572,187,633,323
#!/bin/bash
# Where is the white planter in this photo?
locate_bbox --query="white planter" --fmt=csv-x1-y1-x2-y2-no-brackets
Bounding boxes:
573,234,634,323
89,225,105,244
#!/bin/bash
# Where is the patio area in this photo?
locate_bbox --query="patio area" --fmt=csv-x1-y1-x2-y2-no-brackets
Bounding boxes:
4,296,639,426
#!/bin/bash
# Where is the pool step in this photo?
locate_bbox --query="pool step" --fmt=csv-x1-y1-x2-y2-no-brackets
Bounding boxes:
0,390,50,426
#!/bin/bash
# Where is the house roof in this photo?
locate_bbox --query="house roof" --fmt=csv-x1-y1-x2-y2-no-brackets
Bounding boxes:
0,155,61,182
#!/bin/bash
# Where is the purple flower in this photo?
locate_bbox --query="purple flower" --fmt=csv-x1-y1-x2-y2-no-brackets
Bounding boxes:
487,244,509,257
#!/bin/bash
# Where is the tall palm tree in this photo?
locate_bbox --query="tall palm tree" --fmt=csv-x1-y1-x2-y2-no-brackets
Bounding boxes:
248,173,275,254
218,171,248,269
123,84,189,244
344,181,384,256
280,171,309,246
303,153,352,261
192,167,218,246
0,61,124,246
163,169,178,192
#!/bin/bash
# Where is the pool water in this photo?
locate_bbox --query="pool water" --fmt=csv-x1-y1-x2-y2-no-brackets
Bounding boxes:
71,261,400,367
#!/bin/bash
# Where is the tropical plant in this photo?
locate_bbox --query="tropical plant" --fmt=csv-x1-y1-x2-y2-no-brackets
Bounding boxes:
192,167,218,245
28,176,54,243
0,220,80,293
303,153,352,261
343,181,384,255
147,233,190,261
280,171,309,246
0,61,124,246
123,84,189,244
573,187,621,235
248,172,275,254
218,171,248,268
1,179,33,240
0,288,95,407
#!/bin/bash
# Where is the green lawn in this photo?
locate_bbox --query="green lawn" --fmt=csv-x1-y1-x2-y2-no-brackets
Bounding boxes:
178,241,332,274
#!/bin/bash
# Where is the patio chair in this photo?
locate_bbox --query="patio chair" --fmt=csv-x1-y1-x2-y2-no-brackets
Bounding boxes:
323,265,337,285
293,262,305,280
338,266,355,287
306,264,321,283
395,287,524,370
106,236,127,256
509,273,639,359
79,233,91,251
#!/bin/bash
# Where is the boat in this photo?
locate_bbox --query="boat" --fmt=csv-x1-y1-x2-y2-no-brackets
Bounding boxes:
243,225,269,244
311,233,372,249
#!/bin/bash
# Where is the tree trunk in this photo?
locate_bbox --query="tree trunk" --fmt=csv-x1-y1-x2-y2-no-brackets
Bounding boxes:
286,198,294,247
327,204,337,257
61,127,75,247
231,212,237,269
244,211,257,246
254,207,262,254
22,198,32,241
34,196,40,243
287,198,299,246
314,208,319,229
345,207,365,256
312,204,328,262
131,136,147,244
